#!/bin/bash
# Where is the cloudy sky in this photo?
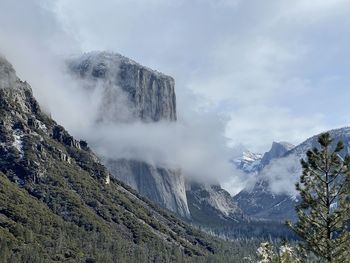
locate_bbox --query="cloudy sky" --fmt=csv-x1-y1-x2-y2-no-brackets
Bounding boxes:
1,0,350,155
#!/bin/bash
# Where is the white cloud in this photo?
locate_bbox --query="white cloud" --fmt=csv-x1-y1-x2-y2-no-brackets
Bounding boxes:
81,118,235,184
187,36,307,106
261,154,302,196
225,106,328,152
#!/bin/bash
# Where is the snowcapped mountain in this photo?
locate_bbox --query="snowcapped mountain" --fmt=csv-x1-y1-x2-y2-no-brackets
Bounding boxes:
233,141,298,222
234,128,350,222
232,141,294,174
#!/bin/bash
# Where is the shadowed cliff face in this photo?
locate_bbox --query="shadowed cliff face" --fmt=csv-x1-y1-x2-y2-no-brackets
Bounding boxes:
260,141,295,167
106,159,190,218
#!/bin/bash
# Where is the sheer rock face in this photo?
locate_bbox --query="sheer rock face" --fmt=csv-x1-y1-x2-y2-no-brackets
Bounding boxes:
68,52,176,122
106,161,191,218
68,52,190,217
260,142,295,167
67,52,241,221
107,159,190,218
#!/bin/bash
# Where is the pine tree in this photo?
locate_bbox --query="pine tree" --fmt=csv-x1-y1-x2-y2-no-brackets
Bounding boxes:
289,133,350,263
253,242,301,263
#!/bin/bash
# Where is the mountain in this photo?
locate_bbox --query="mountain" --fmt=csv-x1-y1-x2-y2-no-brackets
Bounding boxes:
289,127,350,157
234,128,350,222
233,141,294,174
260,141,294,168
233,180,298,222
68,51,177,122
233,141,297,222
67,51,240,222
186,182,244,226
0,55,251,262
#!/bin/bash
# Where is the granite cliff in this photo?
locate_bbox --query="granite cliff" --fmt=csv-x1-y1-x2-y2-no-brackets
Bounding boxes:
68,51,176,122
68,52,239,221
68,52,190,218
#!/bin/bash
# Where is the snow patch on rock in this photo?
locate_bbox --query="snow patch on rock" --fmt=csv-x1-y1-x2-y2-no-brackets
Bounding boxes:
13,129,24,157
233,150,262,174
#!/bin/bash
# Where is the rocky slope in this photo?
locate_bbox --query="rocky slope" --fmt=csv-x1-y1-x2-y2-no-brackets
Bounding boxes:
186,183,244,225
233,180,298,222
67,51,240,222
0,55,235,262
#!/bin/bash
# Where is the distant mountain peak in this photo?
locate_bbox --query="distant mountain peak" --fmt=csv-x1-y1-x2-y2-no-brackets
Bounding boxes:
272,141,295,150
260,141,295,167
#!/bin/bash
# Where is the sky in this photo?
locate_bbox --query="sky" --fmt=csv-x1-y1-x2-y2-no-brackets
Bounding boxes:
1,0,350,194
1,0,350,153
51,0,350,152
